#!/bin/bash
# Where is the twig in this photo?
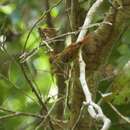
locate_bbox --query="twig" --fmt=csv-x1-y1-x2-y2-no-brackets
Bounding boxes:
108,102,130,124
42,41,53,52
20,63,47,112
65,0,72,32
44,0,53,28
0,113,41,120
77,0,104,42
64,64,73,115
35,97,63,130
76,0,111,130
71,103,85,130
71,0,79,41
0,107,42,119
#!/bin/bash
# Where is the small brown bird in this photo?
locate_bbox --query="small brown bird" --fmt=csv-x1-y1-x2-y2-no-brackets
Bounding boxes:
38,27,57,40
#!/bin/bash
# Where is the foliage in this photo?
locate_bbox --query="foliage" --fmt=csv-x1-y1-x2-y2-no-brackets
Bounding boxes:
0,0,130,130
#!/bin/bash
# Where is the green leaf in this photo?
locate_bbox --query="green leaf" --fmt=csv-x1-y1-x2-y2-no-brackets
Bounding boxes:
117,44,130,55
51,7,59,17
8,63,26,88
111,66,130,105
0,4,16,14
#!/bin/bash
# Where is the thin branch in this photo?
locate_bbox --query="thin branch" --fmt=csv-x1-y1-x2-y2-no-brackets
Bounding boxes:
71,103,85,130
108,102,130,124
20,63,47,112
0,113,41,120
76,0,104,43
44,0,53,27
64,64,73,115
0,107,42,119
71,0,79,41
65,0,72,32
35,97,64,130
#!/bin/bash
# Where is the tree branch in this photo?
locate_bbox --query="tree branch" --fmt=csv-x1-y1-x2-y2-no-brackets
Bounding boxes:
77,0,111,130
108,102,130,124
19,63,55,130
0,107,42,119
44,0,53,27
